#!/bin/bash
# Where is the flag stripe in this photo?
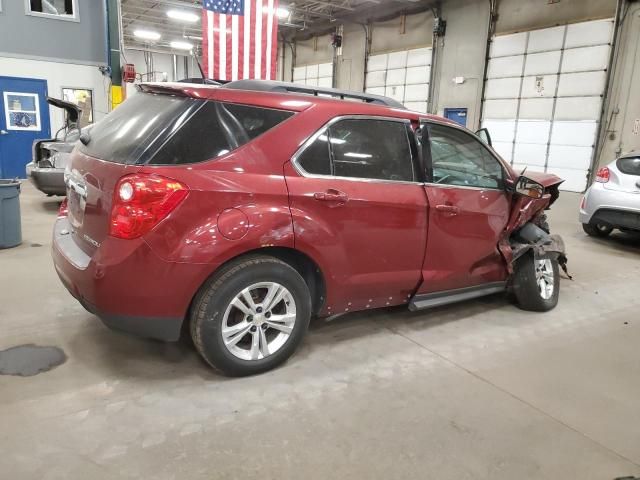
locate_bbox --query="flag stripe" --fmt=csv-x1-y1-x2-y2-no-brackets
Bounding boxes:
231,13,239,81
265,0,273,80
243,0,251,79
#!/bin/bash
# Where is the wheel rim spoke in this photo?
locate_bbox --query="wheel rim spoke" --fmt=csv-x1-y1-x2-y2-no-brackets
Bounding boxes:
223,323,252,347
250,330,261,360
265,320,293,334
232,297,253,316
240,289,258,312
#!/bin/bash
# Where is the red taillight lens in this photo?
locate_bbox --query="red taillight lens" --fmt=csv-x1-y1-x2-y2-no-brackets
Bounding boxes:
595,166,610,183
110,174,188,239
58,198,68,218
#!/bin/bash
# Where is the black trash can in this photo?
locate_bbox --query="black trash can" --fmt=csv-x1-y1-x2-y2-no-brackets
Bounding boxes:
0,180,22,249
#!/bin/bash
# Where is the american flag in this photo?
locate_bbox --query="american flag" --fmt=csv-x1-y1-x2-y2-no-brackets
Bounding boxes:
202,0,279,81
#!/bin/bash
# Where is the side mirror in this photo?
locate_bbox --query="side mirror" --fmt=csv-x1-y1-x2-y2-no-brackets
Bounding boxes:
475,127,492,147
515,175,544,199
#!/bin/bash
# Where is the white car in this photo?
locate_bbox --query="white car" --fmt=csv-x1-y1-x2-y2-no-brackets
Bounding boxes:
579,152,640,237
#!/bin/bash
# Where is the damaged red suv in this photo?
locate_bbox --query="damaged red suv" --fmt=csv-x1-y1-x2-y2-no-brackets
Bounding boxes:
52,80,566,376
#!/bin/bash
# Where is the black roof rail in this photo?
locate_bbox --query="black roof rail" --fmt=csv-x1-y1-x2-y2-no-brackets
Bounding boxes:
223,80,406,110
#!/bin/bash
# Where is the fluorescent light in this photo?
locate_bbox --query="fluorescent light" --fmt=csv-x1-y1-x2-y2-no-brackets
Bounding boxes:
134,29,161,41
344,152,372,159
170,40,193,50
276,7,290,19
166,9,199,23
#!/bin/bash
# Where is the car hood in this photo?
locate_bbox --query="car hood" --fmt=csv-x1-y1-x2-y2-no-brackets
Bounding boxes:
47,97,80,125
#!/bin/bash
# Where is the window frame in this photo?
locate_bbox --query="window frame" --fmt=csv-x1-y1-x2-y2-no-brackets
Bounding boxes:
422,119,512,191
25,0,79,23
61,86,94,128
292,115,422,185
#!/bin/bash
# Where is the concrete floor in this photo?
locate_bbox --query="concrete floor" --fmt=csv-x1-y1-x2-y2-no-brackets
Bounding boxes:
1,183,639,480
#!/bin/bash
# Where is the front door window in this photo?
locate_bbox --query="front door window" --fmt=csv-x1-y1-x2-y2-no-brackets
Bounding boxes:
3,92,41,131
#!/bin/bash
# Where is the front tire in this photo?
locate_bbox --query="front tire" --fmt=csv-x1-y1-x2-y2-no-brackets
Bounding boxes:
190,256,311,376
582,222,613,237
512,252,559,312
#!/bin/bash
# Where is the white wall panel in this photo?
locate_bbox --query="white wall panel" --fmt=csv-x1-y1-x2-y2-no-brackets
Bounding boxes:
385,68,406,86
366,70,386,87
484,77,521,99
557,71,606,97
516,120,551,144
520,75,558,98
565,19,613,48
491,32,527,57
406,66,430,85
545,166,587,191
483,99,519,119
387,50,408,69
561,45,609,73
554,97,602,121
305,77,318,86
481,120,516,143
404,83,429,102
550,121,598,146
492,141,513,163
405,101,428,113
385,85,405,102
365,87,385,96
367,54,388,71
317,76,332,88
406,47,431,67
318,62,333,77
527,26,565,53
519,98,554,120
524,51,561,76
487,55,524,78
513,143,547,166
306,64,319,78
547,145,593,170
293,67,305,81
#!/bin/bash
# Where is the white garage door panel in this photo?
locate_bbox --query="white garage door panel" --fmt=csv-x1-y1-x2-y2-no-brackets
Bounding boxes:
293,67,306,81
485,77,521,99
385,85,405,102
406,66,430,85
550,121,598,146
387,50,408,69
367,54,388,72
524,51,562,76
492,141,513,163
527,26,565,53
366,70,386,88
483,99,518,119
565,19,613,49
385,68,406,86
547,145,593,170
557,71,606,97
306,64,319,78
514,143,547,166
317,76,332,88
491,32,527,57
405,101,428,113
487,55,524,78
554,97,602,121
305,77,318,86
318,62,333,77
516,120,551,144
520,75,558,98
365,87,385,96
404,84,429,102
546,166,588,191
407,47,431,67
561,45,610,73
482,120,516,143
519,98,554,120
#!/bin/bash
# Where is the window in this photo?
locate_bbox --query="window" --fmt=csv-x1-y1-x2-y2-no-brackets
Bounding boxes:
617,157,640,176
297,118,415,182
80,93,294,165
62,88,93,128
428,123,504,189
26,0,78,21
3,92,41,131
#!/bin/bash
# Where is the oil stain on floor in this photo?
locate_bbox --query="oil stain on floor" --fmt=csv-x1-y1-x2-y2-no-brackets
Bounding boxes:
0,345,67,376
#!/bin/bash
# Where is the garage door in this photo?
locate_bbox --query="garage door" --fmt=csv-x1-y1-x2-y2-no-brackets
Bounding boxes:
364,47,432,113
293,62,333,88
481,19,614,192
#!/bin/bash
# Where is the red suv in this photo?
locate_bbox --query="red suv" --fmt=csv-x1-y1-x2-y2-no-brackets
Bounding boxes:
53,80,566,376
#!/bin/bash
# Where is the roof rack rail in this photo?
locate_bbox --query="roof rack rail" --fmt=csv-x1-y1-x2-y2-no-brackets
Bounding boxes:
223,80,406,110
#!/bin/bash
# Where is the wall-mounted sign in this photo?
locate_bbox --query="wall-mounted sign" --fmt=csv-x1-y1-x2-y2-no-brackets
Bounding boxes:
633,118,640,136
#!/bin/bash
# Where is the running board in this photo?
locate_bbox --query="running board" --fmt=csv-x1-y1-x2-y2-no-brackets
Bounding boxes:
409,282,507,311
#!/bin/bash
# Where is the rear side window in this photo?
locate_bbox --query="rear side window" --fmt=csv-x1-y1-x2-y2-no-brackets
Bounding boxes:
80,92,294,165
617,156,640,176
297,134,331,175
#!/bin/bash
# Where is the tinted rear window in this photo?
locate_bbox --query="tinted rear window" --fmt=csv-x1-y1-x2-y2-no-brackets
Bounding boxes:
617,156,640,176
79,92,294,165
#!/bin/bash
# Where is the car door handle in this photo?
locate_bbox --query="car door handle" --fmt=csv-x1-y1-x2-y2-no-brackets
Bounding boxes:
435,204,460,215
314,189,348,203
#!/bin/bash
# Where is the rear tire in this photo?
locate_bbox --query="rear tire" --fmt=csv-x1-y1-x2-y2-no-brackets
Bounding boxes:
512,252,559,312
190,255,311,376
582,222,613,237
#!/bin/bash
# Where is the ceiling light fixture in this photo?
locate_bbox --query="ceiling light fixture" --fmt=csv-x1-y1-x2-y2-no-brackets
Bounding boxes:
170,40,194,50
166,9,199,23
134,29,161,41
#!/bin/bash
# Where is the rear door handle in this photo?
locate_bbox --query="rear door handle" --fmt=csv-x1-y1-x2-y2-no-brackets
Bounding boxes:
435,204,460,215
314,189,348,203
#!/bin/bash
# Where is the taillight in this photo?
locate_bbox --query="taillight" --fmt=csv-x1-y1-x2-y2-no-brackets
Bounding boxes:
58,198,68,218
110,174,188,239
595,166,610,183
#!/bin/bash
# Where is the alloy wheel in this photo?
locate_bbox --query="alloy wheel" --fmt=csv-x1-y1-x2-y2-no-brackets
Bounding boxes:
535,258,555,300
